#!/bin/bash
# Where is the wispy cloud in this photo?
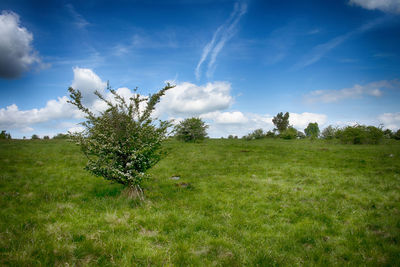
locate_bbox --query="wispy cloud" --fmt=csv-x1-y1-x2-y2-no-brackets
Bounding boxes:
350,0,400,14
195,1,247,80
65,4,90,29
304,79,400,103
293,16,388,70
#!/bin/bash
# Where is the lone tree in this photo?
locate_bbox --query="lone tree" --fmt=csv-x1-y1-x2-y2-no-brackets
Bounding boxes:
68,82,174,197
174,117,208,142
272,112,289,134
0,130,11,140
304,122,320,138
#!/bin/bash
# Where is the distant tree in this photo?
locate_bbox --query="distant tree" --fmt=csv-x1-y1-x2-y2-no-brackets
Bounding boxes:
265,130,275,138
393,129,400,140
174,117,208,142
243,128,265,140
53,133,70,139
304,122,320,138
280,126,298,140
272,112,289,134
0,130,11,140
321,125,338,140
228,135,234,139
338,125,383,144
68,82,174,197
297,131,306,139
23,136,26,140
43,136,50,140
234,135,238,139
383,129,393,139
31,134,40,140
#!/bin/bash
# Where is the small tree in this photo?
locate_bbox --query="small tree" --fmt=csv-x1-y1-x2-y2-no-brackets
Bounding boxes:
304,122,320,138
272,112,289,134
43,136,50,140
394,129,400,140
321,125,337,140
174,117,208,142
0,130,11,140
68,82,174,197
31,134,40,140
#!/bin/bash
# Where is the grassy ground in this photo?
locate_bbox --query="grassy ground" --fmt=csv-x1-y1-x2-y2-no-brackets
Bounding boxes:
1,138,400,266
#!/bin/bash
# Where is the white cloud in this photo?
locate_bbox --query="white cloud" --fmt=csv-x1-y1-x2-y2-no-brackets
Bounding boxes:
195,1,247,80
71,67,107,104
156,81,233,117
289,112,327,129
0,97,82,131
350,0,400,14
0,11,42,79
305,80,399,103
378,112,400,130
65,4,90,29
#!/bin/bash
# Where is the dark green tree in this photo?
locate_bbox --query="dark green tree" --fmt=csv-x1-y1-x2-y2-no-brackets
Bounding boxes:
304,122,320,138
174,117,208,142
0,130,11,140
272,112,289,134
31,134,40,140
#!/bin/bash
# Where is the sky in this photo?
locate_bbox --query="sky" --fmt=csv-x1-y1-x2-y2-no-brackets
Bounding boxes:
0,0,400,138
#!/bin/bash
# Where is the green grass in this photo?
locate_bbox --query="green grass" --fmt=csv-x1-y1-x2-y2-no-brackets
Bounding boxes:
1,138,400,266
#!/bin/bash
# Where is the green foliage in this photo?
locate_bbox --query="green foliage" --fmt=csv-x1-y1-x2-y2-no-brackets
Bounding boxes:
43,136,50,140
304,122,320,138
280,126,298,139
243,128,265,140
265,130,276,138
68,83,174,190
53,133,70,139
272,112,289,133
297,130,306,139
0,130,11,140
174,117,208,142
31,134,40,140
336,125,384,144
393,129,400,140
383,129,393,139
321,125,338,140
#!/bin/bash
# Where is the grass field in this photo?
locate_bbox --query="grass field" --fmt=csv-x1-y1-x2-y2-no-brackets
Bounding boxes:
1,138,400,266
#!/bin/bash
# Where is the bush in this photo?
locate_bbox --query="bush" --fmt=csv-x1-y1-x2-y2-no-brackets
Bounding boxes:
321,125,338,140
265,130,275,138
393,129,400,140
174,117,208,142
280,126,297,140
68,83,174,193
43,136,50,140
337,125,384,144
31,134,40,140
243,128,265,140
53,133,70,139
0,130,11,140
297,131,306,139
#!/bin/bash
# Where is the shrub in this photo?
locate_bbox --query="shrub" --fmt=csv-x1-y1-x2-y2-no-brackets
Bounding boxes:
297,131,306,139
338,125,384,144
265,130,275,138
321,125,338,140
174,117,208,142
53,133,70,139
394,129,400,140
0,130,11,140
243,128,265,140
68,82,174,195
43,136,50,140
280,126,297,140
31,134,40,140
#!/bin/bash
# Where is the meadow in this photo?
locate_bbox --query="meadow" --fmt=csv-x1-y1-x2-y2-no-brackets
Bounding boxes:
1,138,400,266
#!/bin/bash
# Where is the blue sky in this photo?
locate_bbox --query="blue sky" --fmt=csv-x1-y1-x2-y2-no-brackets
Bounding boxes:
0,0,400,138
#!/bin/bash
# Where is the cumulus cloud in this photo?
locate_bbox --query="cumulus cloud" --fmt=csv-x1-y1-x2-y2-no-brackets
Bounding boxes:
156,81,233,117
0,97,82,131
195,1,247,80
350,0,400,14
289,112,327,129
378,112,400,130
305,80,399,103
71,67,107,104
0,11,42,79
